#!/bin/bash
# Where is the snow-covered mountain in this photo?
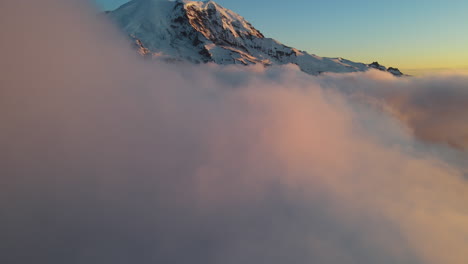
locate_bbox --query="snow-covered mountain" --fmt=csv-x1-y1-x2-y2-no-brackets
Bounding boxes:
108,0,403,76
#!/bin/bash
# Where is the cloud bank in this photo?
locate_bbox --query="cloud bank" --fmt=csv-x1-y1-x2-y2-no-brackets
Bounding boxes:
1,1,468,264
317,70,468,151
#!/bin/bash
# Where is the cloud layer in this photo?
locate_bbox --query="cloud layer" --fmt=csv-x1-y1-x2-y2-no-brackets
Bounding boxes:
318,70,468,151
1,1,468,264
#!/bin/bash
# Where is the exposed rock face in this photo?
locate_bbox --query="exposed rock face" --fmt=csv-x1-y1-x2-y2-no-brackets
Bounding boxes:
132,36,151,56
387,67,404,76
369,61,387,71
108,0,404,76
369,62,405,76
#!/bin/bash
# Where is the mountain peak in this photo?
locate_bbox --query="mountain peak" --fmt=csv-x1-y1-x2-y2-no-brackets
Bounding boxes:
183,0,264,42
108,0,403,76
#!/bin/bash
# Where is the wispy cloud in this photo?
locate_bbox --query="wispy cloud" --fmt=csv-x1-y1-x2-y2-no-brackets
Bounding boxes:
403,66,468,76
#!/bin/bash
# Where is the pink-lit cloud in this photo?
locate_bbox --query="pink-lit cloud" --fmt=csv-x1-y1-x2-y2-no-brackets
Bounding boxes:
1,1,467,264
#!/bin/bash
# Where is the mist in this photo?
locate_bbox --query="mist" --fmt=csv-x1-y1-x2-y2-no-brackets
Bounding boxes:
1,1,467,264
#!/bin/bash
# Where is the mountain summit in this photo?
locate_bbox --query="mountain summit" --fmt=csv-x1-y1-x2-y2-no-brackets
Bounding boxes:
108,0,403,76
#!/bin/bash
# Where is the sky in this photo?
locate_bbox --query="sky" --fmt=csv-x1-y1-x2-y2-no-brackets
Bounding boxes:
93,0,468,74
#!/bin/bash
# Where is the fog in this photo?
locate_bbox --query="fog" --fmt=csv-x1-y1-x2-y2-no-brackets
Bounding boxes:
1,1,467,264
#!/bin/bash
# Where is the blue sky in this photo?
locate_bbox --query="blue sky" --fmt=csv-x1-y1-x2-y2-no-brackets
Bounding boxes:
94,0,468,72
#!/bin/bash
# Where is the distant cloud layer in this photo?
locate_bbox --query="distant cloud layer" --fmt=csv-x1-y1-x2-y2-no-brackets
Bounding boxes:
319,70,468,151
1,1,467,264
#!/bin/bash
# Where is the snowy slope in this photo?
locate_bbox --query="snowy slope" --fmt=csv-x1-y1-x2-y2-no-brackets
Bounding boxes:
108,0,403,76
